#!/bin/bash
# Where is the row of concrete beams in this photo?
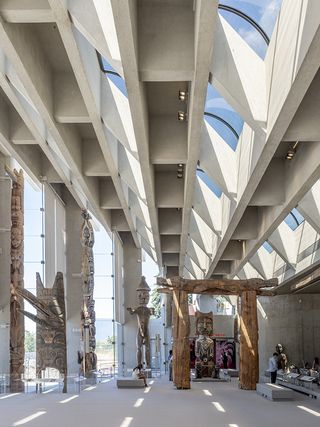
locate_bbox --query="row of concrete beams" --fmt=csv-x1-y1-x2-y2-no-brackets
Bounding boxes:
49,0,160,261
178,0,219,276
0,0,160,259
237,178,320,283
187,0,320,279
0,12,129,241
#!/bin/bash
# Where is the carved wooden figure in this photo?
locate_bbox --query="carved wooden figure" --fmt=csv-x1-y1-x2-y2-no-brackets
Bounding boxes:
9,168,25,393
15,272,67,392
127,277,154,368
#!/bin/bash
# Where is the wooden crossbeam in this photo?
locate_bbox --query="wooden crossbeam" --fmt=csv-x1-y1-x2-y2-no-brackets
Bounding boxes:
157,276,278,295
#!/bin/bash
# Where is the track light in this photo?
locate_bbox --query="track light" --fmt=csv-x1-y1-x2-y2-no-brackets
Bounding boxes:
285,141,299,160
178,111,187,121
177,172,183,179
178,90,188,102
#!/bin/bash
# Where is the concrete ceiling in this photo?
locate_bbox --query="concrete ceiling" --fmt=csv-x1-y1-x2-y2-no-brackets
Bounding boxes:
1,0,320,291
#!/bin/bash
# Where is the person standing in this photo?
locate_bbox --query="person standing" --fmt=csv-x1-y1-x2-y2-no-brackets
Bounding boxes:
268,352,278,384
168,350,173,381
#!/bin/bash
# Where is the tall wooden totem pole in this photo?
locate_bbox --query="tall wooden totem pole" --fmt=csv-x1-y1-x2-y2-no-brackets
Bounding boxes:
9,169,25,392
80,210,97,376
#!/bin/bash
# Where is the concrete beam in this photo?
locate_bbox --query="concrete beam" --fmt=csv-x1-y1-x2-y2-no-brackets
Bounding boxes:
155,172,184,208
179,0,219,274
111,0,164,264
161,235,180,253
54,72,89,123
231,207,258,240
159,209,182,235
162,253,179,267
111,209,130,232
137,1,194,81
10,108,36,144
249,159,285,206
149,116,187,164
0,0,54,23
221,240,243,260
82,139,110,177
100,177,121,209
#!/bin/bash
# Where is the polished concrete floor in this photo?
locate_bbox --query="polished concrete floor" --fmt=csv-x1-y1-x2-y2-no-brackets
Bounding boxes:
0,377,320,427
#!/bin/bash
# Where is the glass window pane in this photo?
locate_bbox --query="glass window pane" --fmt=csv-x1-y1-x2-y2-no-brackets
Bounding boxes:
24,181,42,209
94,254,112,276
94,277,113,299
25,237,43,262
94,299,113,318
24,210,42,236
24,263,41,287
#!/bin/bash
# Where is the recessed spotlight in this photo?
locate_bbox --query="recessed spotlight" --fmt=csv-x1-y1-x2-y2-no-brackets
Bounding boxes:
178,111,187,121
178,90,187,101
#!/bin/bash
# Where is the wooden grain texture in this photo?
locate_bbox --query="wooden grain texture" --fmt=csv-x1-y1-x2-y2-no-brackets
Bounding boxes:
172,289,190,389
239,290,259,390
9,169,25,392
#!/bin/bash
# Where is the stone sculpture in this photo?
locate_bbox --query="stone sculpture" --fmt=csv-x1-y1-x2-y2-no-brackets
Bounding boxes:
80,210,97,376
14,272,67,392
127,277,154,368
194,311,215,378
9,168,25,392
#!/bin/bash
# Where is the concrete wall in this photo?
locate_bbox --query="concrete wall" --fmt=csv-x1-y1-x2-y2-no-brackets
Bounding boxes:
0,155,11,375
258,294,320,375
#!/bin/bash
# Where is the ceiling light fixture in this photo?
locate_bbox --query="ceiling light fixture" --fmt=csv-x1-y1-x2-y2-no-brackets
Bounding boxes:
178,90,188,102
285,141,299,160
178,111,187,121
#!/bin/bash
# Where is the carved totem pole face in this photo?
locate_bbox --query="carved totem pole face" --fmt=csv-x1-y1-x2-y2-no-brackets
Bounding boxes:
196,316,213,336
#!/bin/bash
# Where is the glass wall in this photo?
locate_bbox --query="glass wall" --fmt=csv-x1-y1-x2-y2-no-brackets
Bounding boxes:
24,179,44,378
92,223,115,374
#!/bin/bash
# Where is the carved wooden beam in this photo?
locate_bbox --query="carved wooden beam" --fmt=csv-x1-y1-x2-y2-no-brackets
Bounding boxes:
157,276,278,295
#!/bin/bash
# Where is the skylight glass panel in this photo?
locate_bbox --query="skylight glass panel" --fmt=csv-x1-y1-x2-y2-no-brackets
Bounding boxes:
97,53,128,97
284,208,304,231
218,0,283,59
197,168,222,198
204,84,243,150
263,241,273,253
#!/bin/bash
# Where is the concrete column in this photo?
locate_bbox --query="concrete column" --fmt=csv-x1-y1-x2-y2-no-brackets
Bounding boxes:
0,155,11,376
64,190,83,377
121,232,142,374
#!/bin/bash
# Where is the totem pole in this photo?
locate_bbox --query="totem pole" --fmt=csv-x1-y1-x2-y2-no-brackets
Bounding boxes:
14,272,67,392
80,210,97,376
127,277,154,368
9,169,25,392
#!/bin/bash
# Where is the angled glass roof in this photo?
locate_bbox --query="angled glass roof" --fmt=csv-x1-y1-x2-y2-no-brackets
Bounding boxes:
204,84,243,150
218,0,283,58
263,241,274,253
284,208,304,231
197,168,222,198
97,52,128,97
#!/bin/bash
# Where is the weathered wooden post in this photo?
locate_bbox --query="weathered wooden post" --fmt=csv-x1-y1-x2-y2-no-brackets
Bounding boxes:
9,169,25,393
239,290,259,390
172,288,190,389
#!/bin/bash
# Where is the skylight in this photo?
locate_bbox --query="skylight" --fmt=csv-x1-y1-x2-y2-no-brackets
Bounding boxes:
204,84,243,150
97,52,128,97
197,168,222,198
284,208,304,231
263,241,273,253
218,0,283,59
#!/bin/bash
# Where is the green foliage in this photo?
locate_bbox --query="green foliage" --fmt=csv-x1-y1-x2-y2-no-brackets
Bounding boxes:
25,330,36,352
150,288,161,318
